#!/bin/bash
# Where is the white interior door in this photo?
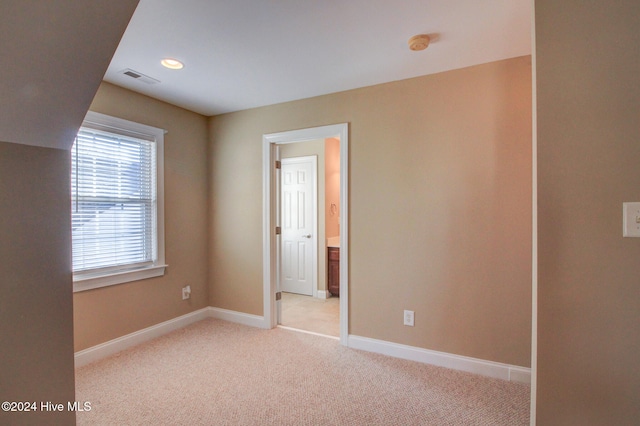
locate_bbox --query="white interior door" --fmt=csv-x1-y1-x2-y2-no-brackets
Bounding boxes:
280,156,317,296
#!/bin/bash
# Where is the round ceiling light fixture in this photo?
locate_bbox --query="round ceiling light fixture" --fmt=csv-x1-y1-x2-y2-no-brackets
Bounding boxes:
408,34,430,51
161,58,184,70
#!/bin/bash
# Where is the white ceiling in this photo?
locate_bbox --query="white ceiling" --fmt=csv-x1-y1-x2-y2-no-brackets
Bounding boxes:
105,0,532,116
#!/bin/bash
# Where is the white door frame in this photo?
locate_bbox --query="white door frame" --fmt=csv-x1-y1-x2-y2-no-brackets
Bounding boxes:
262,123,349,345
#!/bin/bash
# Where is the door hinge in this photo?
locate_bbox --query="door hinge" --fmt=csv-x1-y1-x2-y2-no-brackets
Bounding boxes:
275,160,281,169
275,292,282,301
275,226,281,235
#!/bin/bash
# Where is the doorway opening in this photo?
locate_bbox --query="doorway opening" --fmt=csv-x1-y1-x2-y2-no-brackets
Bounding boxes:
262,123,349,345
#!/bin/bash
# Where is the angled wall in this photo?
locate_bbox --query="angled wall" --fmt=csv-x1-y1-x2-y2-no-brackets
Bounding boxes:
0,1,139,150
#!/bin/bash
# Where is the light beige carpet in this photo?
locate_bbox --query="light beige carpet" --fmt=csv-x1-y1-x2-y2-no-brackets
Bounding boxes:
75,319,530,425
280,292,340,337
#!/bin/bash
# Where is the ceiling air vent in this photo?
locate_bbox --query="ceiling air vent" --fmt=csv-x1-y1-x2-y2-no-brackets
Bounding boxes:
118,68,160,85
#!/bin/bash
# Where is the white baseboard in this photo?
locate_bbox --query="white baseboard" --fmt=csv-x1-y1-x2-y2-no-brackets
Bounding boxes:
74,308,210,368
207,307,266,329
348,335,531,384
316,290,329,299
75,306,530,386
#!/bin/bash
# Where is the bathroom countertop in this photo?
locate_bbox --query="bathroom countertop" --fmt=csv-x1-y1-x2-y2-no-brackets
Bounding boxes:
327,236,340,248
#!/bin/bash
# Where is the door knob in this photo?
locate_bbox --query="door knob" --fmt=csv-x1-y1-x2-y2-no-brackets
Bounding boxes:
303,234,312,238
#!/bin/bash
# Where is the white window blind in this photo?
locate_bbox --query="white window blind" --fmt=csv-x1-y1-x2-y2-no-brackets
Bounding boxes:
70,112,166,293
71,126,158,274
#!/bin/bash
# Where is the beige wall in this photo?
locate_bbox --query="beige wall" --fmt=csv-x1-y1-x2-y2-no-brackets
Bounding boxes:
325,137,340,239
0,142,76,425
280,139,327,293
73,83,210,351
209,56,532,367
536,1,640,423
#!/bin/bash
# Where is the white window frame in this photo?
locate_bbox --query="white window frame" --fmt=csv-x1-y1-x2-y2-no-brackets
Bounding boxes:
72,111,166,292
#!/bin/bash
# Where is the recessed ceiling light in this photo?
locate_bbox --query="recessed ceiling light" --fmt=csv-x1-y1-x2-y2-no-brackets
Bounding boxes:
408,34,430,51
161,58,184,70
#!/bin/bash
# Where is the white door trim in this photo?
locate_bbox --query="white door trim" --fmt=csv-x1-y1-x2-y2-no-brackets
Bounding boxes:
530,7,538,423
262,123,349,345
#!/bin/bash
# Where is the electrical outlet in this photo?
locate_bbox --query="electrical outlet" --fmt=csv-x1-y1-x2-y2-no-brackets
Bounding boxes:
404,310,414,326
182,285,191,300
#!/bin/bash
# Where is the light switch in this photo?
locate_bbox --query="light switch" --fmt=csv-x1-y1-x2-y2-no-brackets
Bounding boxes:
622,202,640,237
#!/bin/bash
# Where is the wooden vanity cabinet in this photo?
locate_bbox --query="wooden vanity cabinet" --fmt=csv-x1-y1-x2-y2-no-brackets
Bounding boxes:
328,247,340,296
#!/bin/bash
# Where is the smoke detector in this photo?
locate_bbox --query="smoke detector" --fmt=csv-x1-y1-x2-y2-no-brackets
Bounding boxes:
408,34,430,51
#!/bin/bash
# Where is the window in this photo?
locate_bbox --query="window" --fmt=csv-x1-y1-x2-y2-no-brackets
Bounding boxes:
71,111,165,292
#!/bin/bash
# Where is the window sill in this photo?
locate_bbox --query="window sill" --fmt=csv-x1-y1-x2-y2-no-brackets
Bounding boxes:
73,264,168,293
